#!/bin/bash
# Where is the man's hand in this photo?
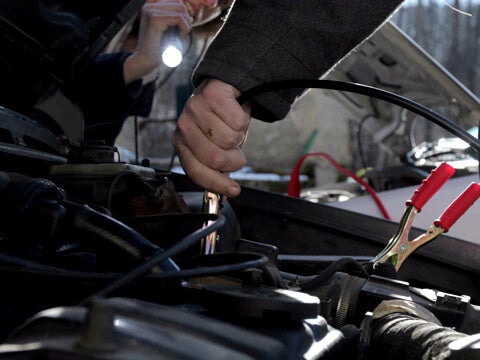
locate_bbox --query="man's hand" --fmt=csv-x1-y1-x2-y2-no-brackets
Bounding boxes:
173,79,251,197
124,0,192,84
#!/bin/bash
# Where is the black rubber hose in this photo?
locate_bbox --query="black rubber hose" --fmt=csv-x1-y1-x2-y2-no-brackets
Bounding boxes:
81,214,226,303
300,257,369,291
0,172,66,222
369,313,466,360
237,80,480,154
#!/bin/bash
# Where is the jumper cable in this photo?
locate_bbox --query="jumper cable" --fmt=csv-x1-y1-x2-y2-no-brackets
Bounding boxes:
372,162,480,271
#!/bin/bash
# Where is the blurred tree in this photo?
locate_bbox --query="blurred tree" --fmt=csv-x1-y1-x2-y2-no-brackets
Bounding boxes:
393,0,480,96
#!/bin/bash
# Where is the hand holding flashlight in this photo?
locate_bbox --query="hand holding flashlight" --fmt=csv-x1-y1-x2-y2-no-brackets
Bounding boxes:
123,0,192,84
161,26,183,68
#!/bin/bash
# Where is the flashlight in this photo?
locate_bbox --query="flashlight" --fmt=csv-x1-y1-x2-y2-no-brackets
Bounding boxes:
161,26,183,68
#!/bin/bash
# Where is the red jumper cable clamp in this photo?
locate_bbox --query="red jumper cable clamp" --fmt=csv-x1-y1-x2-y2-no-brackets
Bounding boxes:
372,162,480,271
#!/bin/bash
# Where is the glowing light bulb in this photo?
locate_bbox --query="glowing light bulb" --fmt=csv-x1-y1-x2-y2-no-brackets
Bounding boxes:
161,26,183,68
162,45,183,68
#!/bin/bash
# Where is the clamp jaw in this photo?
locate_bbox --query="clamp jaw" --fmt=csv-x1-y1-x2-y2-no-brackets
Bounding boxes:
201,191,221,255
372,163,480,271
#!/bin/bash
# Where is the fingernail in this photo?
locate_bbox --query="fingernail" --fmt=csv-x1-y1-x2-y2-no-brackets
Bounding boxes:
226,185,240,197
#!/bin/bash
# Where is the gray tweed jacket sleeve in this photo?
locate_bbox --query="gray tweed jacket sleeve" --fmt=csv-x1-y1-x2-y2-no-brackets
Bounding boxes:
193,0,404,121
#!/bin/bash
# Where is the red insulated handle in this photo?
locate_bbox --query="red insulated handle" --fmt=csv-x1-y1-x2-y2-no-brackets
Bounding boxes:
406,162,455,212
434,182,480,232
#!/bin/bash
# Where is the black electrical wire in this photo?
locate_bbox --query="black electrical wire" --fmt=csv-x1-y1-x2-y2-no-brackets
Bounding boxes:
127,253,268,281
81,213,225,303
168,148,177,171
2,242,268,285
357,113,377,169
357,97,381,169
237,80,480,155
167,35,209,172
124,31,196,172
134,116,139,165
299,257,369,291
65,201,179,271
2,255,267,292
155,66,178,91
132,33,195,169
123,213,221,224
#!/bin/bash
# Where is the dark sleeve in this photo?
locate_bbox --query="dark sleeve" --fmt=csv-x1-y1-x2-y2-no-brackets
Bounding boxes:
193,0,404,121
63,52,145,129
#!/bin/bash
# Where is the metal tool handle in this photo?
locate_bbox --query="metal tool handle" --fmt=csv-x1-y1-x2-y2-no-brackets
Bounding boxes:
406,162,455,212
434,182,480,232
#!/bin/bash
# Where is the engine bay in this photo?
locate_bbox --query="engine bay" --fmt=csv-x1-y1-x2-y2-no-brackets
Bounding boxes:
0,121,479,359
1,1,480,359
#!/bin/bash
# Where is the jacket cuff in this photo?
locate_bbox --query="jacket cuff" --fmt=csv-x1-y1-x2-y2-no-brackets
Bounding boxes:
194,58,295,122
95,52,143,100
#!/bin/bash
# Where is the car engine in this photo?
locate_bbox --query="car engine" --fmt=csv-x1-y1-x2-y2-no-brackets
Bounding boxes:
0,108,480,359
1,1,480,359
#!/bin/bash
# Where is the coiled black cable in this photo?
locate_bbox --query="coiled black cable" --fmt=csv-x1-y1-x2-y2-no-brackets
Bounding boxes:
237,80,480,154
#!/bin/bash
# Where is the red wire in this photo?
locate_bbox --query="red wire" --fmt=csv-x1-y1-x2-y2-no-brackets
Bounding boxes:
288,152,391,220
